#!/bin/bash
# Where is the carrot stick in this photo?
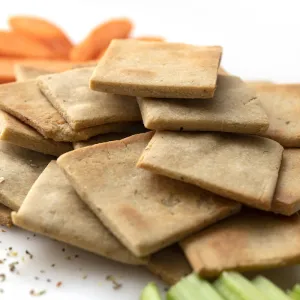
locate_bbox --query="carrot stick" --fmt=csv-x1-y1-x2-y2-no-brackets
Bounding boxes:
0,31,59,59
70,18,133,61
9,16,73,59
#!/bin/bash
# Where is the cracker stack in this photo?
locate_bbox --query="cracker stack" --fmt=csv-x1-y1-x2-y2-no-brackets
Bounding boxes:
1,39,300,284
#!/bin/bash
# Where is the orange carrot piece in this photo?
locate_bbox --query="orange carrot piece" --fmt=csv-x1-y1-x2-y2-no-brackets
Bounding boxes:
97,48,108,59
135,36,165,42
9,16,73,59
70,18,133,61
0,31,59,59
0,59,16,83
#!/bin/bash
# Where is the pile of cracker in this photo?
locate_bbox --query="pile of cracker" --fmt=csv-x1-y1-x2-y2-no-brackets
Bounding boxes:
1,39,300,284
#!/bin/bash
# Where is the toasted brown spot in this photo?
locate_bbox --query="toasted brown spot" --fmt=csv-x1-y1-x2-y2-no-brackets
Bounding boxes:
119,204,149,229
207,226,247,257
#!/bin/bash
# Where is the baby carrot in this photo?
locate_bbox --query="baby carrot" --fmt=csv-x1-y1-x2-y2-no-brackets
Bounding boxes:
70,18,133,61
0,31,57,59
9,16,73,59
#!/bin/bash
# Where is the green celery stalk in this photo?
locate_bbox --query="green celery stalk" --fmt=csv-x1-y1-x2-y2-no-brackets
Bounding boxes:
252,276,291,300
167,273,224,300
214,271,270,300
140,282,162,300
214,279,244,300
289,284,300,300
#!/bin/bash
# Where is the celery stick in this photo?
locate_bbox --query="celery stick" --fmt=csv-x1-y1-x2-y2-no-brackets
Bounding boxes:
214,278,244,300
140,282,162,300
167,273,224,300
214,271,270,300
185,273,225,300
289,284,300,300
252,276,291,300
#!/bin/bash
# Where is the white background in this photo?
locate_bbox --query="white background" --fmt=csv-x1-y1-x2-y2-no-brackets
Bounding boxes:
1,1,300,299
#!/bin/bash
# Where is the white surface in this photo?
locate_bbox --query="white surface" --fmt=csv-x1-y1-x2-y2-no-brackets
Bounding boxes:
0,225,166,299
1,1,300,299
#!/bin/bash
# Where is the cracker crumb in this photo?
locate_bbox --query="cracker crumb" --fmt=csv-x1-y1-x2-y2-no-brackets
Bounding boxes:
10,251,18,257
0,177,5,183
106,275,122,290
25,250,33,259
30,289,46,296
9,261,18,272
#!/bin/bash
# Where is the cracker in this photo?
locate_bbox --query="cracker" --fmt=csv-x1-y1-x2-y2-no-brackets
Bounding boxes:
90,40,222,99
255,84,300,146
38,67,141,130
247,81,273,87
272,149,300,215
12,161,145,265
73,133,138,149
58,132,241,257
73,123,147,149
14,65,51,82
147,245,192,285
0,142,52,210
71,62,97,69
0,110,72,156
137,75,269,134
0,203,12,227
181,210,300,277
0,80,142,142
137,131,283,210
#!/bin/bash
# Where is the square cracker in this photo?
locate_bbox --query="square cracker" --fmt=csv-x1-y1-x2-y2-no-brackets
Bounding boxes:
147,245,192,285
73,123,147,149
73,133,134,149
181,210,300,277
90,40,222,99
272,149,300,215
0,110,72,156
137,75,269,134
58,132,241,257
137,131,283,210
38,67,141,130
0,141,52,211
12,161,145,265
255,84,300,146
14,65,51,82
0,80,142,142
